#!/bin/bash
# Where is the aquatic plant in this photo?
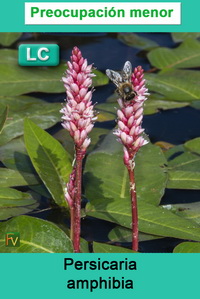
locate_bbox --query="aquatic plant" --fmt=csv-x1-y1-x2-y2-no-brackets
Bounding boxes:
106,62,149,251
1,33,200,254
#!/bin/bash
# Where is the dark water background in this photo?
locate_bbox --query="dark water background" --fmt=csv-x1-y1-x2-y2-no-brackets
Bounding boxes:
19,32,200,252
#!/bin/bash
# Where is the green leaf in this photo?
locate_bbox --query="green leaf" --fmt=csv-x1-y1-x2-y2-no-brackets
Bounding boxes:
118,33,158,50
162,202,200,225
165,138,200,190
0,49,18,63
84,133,168,206
0,50,65,96
96,103,116,122
145,70,200,101
99,94,188,116
171,33,200,43
144,99,188,115
0,104,8,134
29,184,51,198
191,100,200,109
0,188,39,220
24,119,72,207
0,137,34,173
80,238,90,253
86,200,200,242
173,242,200,253
164,144,184,161
148,39,200,69
108,226,162,243
0,50,108,96
93,242,136,253
54,127,109,157
144,93,189,115
87,127,110,151
106,92,119,103
168,152,200,172
93,70,109,86
0,215,73,253
167,171,200,189
0,33,22,46
0,168,40,187
0,95,40,109
184,137,200,155
0,96,62,146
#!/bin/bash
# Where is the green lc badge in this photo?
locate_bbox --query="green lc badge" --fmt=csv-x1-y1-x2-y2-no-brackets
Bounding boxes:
18,44,60,66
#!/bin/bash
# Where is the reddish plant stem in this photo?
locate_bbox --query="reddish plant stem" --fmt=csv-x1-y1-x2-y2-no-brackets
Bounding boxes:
71,149,84,253
70,199,75,247
127,166,138,252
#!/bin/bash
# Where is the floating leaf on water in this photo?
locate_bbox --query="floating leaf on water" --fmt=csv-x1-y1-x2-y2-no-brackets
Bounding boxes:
108,225,163,243
0,137,34,173
0,50,108,96
166,138,200,190
101,93,188,116
0,96,62,146
93,241,136,253
173,242,200,253
84,133,167,206
0,215,73,253
184,137,200,155
154,141,174,151
0,104,8,134
24,119,72,208
0,188,39,220
162,202,200,226
0,33,22,46
148,39,200,69
167,171,200,190
118,33,158,50
0,168,40,187
86,200,200,241
171,32,200,43
145,70,200,101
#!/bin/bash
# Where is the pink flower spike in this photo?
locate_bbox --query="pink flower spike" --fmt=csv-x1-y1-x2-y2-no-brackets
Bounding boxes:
61,47,97,253
61,46,97,151
106,61,149,253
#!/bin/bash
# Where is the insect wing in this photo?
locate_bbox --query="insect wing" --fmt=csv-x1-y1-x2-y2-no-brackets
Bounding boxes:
122,61,132,82
106,69,122,87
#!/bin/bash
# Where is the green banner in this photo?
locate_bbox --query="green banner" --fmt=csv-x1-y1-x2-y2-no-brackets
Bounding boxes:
0,253,199,298
0,0,199,32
